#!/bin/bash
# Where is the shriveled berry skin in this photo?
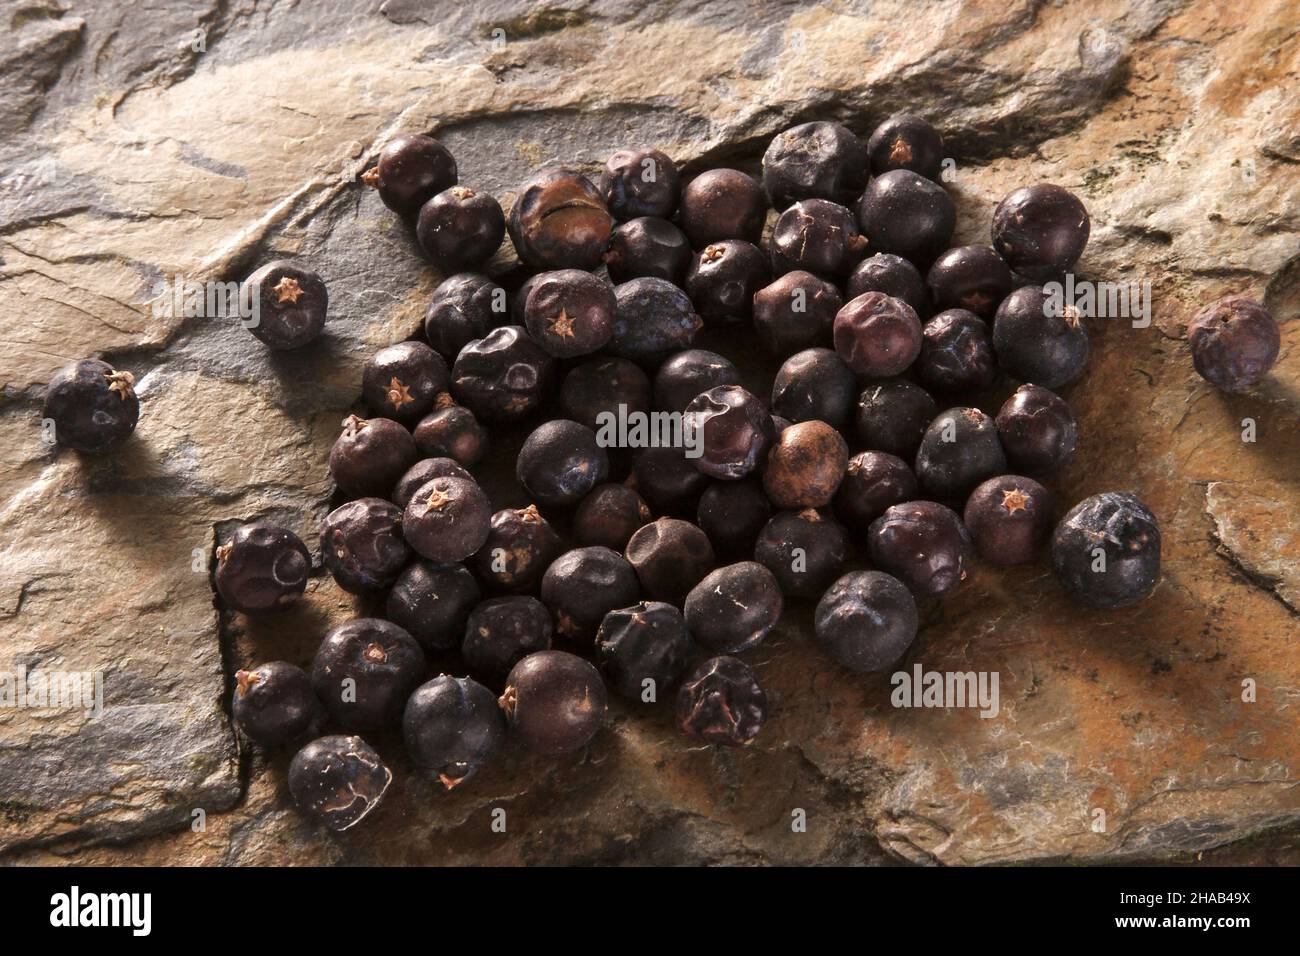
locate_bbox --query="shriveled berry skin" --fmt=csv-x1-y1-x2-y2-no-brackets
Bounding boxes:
915,407,1007,502
42,359,139,452
855,379,937,457
814,571,918,672
678,168,766,248
386,560,480,652
685,562,783,653
676,656,767,746
631,445,710,517
995,384,1078,476
244,261,328,350
413,393,488,466
755,509,849,599
329,414,418,499
516,420,609,510
596,601,693,700
424,273,507,360
417,186,505,273
598,148,680,221
610,277,703,366
403,675,506,788
523,269,616,358
392,457,472,509
685,385,774,479
508,168,613,271
362,341,449,425
834,292,923,377
846,253,929,319
1051,492,1161,609
232,662,323,746
472,505,563,594
215,522,310,613
916,309,996,393
926,245,1012,319
697,477,771,559
653,349,740,412
500,650,607,754
867,501,972,598
402,475,492,562
763,419,849,509
762,120,869,209
288,735,391,831
855,169,955,265
770,199,868,277
450,326,556,423
833,451,919,534
463,596,553,683
625,517,716,603
310,618,425,730
540,546,641,643
321,498,410,593
561,357,650,432
363,133,457,216
992,286,1089,388
991,183,1090,281
867,113,944,180
574,483,652,550
770,347,856,429
685,240,770,326
1187,296,1280,392
603,216,692,284
753,271,841,355
964,475,1053,566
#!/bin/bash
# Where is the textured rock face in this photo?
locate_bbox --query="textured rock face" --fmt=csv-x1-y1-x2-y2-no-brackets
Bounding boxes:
1,0,1297,865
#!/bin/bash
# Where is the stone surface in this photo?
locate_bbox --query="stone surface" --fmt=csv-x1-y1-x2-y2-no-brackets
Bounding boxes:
0,0,1297,865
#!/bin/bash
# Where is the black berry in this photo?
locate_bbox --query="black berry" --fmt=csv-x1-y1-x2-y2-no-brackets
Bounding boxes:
471,504,563,593
508,168,613,271
516,419,610,510
321,498,410,593
1187,296,1281,392
561,357,650,430
964,475,1053,566
685,385,774,479
1051,492,1161,609
855,169,955,265
602,216,692,284
833,291,923,377
595,601,693,700
403,675,506,789
598,148,680,221
926,245,1012,319
761,120,869,209
42,359,139,453
463,596,554,683
450,326,556,422
685,240,770,326
244,261,328,350
610,277,703,366
417,186,505,272
499,650,607,754
625,517,716,603
752,270,841,355
696,477,772,560
424,273,507,360
915,407,1007,502
814,571,918,672
916,309,996,393
386,560,481,652
769,198,867,276
846,252,929,319
402,475,492,562
232,662,323,746
762,420,849,509
992,285,1089,388
310,618,425,730
539,546,641,642
995,384,1078,476
653,349,740,412
574,483,652,551
288,735,391,831
362,340,449,425
677,168,766,248
413,393,489,467
684,561,783,653
676,656,767,746
770,347,856,429
631,445,710,516
991,183,1090,281
867,113,944,181
833,451,918,534
391,456,473,509
754,508,849,599
214,522,310,613
329,414,418,499
362,133,457,216
855,379,937,458
522,269,616,358
867,500,972,598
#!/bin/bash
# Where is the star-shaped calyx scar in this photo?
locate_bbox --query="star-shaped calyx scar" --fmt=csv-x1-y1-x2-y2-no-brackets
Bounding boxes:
701,245,725,264
889,136,913,164
235,669,259,696
386,377,414,409
272,276,305,305
422,487,451,514
361,168,382,189
105,370,135,400
549,309,576,338
1001,488,1031,514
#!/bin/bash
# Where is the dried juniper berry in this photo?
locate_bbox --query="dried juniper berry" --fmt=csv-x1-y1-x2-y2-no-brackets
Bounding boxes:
833,451,919,534
846,252,930,319
232,662,323,746
603,217,692,285
684,561,783,654
598,148,680,221
450,325,556,423
770,199,868,277
964,475,1053,566
244,261,328,350
755,509,849,599
855,169,955,265
362,340,449,425
625,517,716,603
867,501,972,599
574,483,652,550
631,445,711,516
413,393,489,467
523,269,616,358
833,292,923,377
391,457,472,509
770,347,856,429
362,133,457,216
610,277,703,366
762,420,849,509
915,407,1007,503
991,183,1090,281
402,475,492,562
761,120,869,209
424,273,508,360
386,560,481,652
417,186,505,273
685,385,774,479
42,359,139,453
215,522,310,613
685,240,770,326
508,168,613,271
403,675,505,789
995,384,1078,476
288,735,391,832
310,618,425,730
463,596,553,683
867,113,944,181
1051,492,1161,609
676,656,767,746
926,245,1013,320
696,477,771,560
540,546,641,643
916,309,996,393
752,270,841,355
814,571,918,672
561,357,650,431
595,601,693,700
677,168,766,248
321,498,410,593
992,286,1089,388
856,379,938,457
1187,296,1281,392
653,349,740,412
516,420,609,510
499,650,607,754
471,504,563,593
329,414,418,499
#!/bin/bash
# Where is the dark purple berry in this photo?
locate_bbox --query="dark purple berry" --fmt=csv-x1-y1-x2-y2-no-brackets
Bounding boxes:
508,168,612,271
328,414,418,499
214,522,310,613
598,148,680,221
684,561,783,654
867,501,972,598
401,475,492,562
1052,492,1161,609
625,517,716,603
522,269,616,358
450,326,556,422
855,379,937,458
632,445,711,516
417,186,505,272
499,650,607,754
610,277,703,366
752,270,841,355
539,547,641,643
403,675,505,789
833,451,918,533
755,509,849,599
652,349,740,412
386,560,481,652
685,240,770,326
926,245,1012,319
1187,296,1281,392
855,169,955,265
846,253,929,319
232,662,323,747
574,483,652,550
424,273,509,360
288,735,391,831
561,357,650,431
310,618,424,730
916,309,996,393
362,340,449,425
244,261,328,350
991,183,1090,281
833,292,923,377
516,420,609,510
391,457,473,509
867,113,944,181
770,198,867,276
42,359,139,452
770,347,856,429
684,385,774,479
362,133,457,216
678,168,766,248
676,656,767,746
472,504,563,593
992,285,1089,388
463,596,553,683
995,384,1078,476
413,393,488,467
964,475,1053,566
915,407,1007,503
696,477,771,560
762,419,849,509
595,601,693,700
321,498,410,593
602,216,692,284
814,571,917,672
761,120,869,209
